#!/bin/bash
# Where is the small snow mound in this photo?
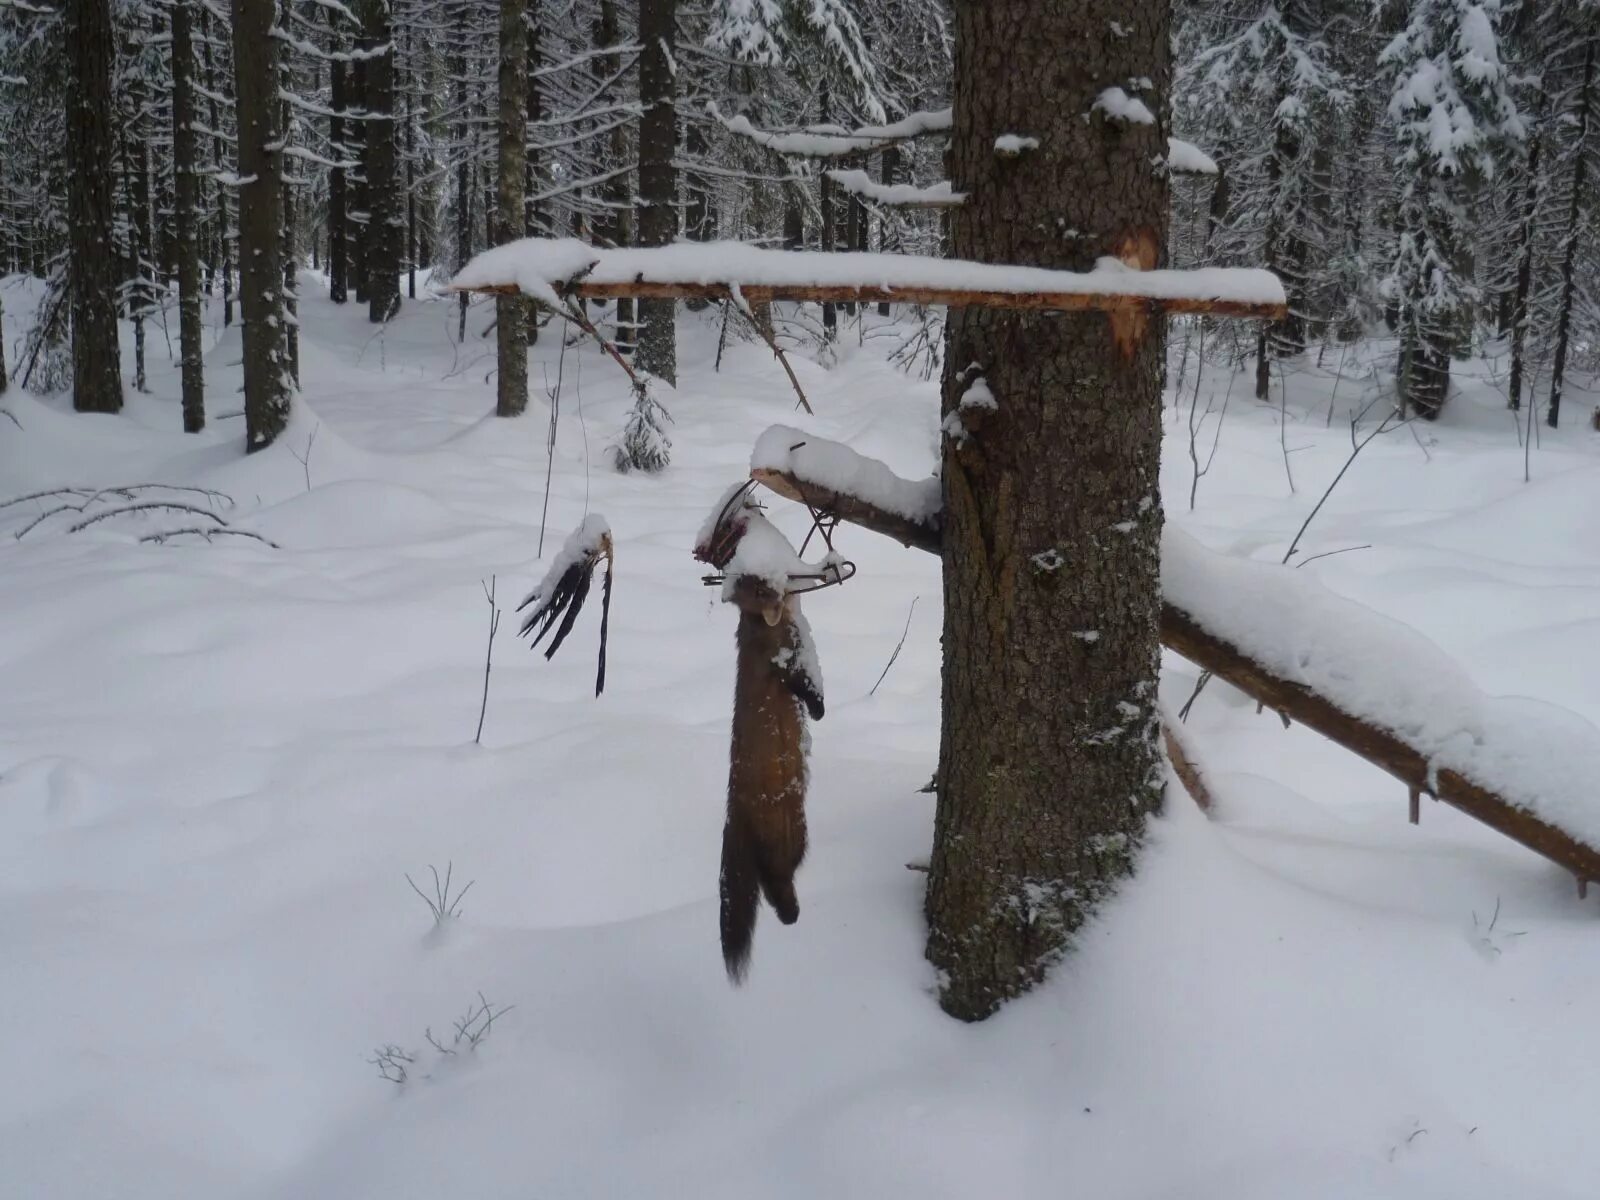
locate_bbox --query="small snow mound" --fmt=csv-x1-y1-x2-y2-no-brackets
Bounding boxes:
243,479,470,549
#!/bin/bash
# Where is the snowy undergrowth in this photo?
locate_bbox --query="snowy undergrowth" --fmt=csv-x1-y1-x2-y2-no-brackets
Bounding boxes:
3,275,1599,1198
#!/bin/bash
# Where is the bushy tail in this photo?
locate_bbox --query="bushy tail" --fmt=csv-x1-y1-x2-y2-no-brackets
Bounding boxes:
720,815,759,984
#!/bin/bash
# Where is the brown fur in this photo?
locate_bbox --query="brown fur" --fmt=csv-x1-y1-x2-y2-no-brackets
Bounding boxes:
720,576,823,983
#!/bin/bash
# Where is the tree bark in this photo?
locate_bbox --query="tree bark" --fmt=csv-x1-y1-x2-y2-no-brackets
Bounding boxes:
595,0,635,355
361,0,401,322
200,8,234,327
924,0,1169,1022
329,58,349,304
1548,37,1595,429
233,0,290,451
66,0,123,413
171,0,206,431
495,0,529,417
635,0,678,383
1507,95,1544,413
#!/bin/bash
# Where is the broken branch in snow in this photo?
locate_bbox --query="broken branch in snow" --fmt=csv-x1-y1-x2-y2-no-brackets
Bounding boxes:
747,434,1600,890
1161,713,1215,813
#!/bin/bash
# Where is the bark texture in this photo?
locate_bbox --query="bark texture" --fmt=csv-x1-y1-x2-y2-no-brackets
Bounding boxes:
495,0,529,417
66,0,123,414
361,0,402,322
634,0,677,383
1548,38,1595,429
233,0,289,451
171,0,206,431
924,0,1170,1022
329,58,349,304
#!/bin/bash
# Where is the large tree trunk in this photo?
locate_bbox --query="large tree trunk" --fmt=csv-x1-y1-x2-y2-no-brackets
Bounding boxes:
361,0,401,322
66,0,123,414
635,0,677,383
494,0,529,417
924,0,1169,1022
1548,38,1595,430
171,0,206,431
233,0,289,452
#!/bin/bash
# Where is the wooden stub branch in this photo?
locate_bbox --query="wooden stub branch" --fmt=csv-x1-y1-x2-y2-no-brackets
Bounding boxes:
752,463,1600,885
458,278,1285,322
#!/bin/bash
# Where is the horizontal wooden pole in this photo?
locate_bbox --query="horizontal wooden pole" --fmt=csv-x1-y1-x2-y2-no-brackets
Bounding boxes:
456,279,1286,321
752,465,1600,885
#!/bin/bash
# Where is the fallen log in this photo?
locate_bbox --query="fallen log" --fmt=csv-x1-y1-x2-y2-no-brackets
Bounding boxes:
751,461,1600,888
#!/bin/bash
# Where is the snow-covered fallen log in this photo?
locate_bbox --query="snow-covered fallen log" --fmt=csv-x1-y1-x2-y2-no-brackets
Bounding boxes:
450,238,1287,320
750,429,1600,884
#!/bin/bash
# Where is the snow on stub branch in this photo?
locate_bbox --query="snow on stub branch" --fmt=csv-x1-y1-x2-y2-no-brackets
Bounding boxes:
1166,137,1219,176
751,426,941,528
449,238,1288,316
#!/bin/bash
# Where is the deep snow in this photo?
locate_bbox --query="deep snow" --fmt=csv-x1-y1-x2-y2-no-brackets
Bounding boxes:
3,272,1599,1198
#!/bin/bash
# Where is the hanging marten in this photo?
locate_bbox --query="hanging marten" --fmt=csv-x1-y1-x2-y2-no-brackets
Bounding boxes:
696,483,826,982
720,574,824,981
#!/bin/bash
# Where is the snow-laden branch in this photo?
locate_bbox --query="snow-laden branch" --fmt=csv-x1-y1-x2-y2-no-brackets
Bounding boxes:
450,238,1287,319
823,169,965,208
709,102,952,158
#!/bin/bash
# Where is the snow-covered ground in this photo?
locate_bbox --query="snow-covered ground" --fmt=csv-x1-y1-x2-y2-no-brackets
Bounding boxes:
3,273,1599,1198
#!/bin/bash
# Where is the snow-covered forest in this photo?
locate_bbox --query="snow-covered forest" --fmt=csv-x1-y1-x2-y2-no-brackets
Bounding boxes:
4,0,1600,1196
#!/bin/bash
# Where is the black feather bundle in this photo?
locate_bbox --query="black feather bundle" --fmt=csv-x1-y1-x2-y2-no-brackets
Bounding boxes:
516,516,614,696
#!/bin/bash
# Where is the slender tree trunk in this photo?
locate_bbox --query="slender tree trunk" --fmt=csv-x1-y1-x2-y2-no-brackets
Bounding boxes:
233,0,289,451
351,53,370,305
66,0,123,413
329,58,349,303
361,0,401,322
819,79,837,339
1549,39,1595,429
925,0,1169,1022
592,0,635,354
453,0,470,340
635,0,677,383
200,10,234,327
405,72,416,299
525,5,543,343
279,0,299,386
172,0,206,431
1508,97,1545,413
495,0,529,417
878,145,900,316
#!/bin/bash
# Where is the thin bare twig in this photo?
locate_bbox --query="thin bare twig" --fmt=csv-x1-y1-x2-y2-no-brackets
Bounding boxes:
730,284,814,415
869,596,919,696
68,501,229,533
475,577,502,745
140,527,280,548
